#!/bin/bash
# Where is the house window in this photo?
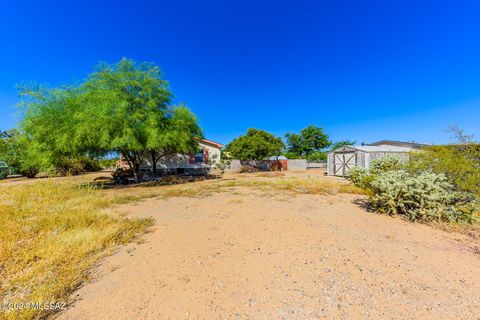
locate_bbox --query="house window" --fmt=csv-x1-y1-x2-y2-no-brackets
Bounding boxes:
194,153,204,163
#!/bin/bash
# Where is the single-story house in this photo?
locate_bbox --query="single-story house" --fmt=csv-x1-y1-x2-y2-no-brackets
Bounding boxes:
117,138,224,176
327,140,423,176
226,158,308,172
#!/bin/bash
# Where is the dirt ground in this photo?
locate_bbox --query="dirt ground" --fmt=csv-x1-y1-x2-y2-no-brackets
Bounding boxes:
55,172,480,320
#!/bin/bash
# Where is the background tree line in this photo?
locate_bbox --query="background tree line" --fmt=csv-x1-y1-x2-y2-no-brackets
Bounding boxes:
223,125,355,162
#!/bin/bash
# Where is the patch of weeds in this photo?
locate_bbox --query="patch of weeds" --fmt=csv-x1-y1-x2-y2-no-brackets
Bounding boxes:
220,178,364,196
255,172,286,178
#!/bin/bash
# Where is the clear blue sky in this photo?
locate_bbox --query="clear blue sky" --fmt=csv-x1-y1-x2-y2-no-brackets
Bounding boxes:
1,0,479,145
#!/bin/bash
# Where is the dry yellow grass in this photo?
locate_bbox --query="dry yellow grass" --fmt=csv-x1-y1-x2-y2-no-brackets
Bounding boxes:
151,176,364,199
0,180,153,320
219,177,365,196
254,172,285,178
0,173,362,319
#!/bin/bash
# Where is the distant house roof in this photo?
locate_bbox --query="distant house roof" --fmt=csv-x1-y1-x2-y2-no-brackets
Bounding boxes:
367,140,428,149
330,145,414,154
268,155,288,160
198,138,224,149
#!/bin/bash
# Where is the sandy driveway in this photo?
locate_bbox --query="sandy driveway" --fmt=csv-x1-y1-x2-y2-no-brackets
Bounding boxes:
57,182,480,320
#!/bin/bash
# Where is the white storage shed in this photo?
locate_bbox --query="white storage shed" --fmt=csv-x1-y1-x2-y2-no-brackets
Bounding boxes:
327,145,413,176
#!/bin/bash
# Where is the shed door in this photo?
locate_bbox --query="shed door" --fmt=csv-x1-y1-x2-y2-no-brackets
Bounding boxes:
334,152,356,176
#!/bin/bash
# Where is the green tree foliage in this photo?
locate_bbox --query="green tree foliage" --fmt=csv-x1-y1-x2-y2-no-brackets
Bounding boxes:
19,84,85,161
1,129,16,138
18,84,108,176
144,104,202,177
78,58,175,181
329,139,356,151
19,58,203,181
224,128,285,161
282,151,300,160
0,129,45,177
306,151,327,161
285,125,331,158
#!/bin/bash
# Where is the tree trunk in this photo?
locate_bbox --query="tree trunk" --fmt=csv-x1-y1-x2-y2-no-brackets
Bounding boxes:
123,151,142,183
131,162,140,183
150,151,158,178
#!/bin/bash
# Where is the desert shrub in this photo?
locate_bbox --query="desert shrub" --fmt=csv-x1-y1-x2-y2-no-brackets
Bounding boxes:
54,157,102,176
239,165,257,173
80,157,103,172
19,167,40,178
369,170,478,223
369,156,404,175
408,144,480,195
54,158,84,175
345,156,402,190
345,155,479,224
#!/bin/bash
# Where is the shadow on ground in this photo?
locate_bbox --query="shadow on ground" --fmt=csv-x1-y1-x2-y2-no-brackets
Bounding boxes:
87,174,223,190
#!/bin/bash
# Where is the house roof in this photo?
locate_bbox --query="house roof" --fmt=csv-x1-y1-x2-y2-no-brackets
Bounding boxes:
330,145,413,153
198,138,224,149
268,155,288,160
367,140,428,149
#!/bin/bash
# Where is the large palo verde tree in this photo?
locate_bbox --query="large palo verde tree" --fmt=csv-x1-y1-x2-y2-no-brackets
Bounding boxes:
19,58,203,181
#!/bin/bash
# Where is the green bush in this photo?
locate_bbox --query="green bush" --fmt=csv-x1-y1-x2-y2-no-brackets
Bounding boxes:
369,156,404,175
0,168,8,179
408,144,480,195
369,170,478,223
81,157,103,172
0,131,44,178
345,156,404,189
345,155,479,224
344,166,372,189
54,157,102,176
